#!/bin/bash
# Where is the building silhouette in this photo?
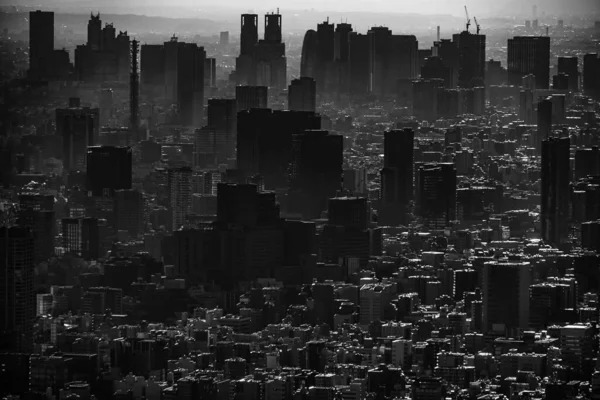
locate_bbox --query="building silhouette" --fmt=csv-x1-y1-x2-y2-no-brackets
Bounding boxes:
557,56,579,92
168,166,193,231
583,53,600,98
507,36,551,89
56,99,100,172
86,146,133,197
236,86,268,111
62,217,100,259
452,30,486,88
0,227,35,353
416,163,457,228
288,130,343,219
541,136,570,245
380,129,415,226
300,30,318,79
114,189,145,237
288,77,317,112
28,10,54,80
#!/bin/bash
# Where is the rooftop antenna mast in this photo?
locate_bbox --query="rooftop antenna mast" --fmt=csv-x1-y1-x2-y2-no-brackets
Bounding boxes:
464,6,471,32
474,16,480,34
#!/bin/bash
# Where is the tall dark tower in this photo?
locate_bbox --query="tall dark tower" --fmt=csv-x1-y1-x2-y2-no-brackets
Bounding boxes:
507,36,551,89
452,31,486,88
301,30,318,78
130,39,140,141
29,10,54,80
87,12,102,51
264,11,282,43
541,137,570,245
380,129,414,225
334,23,353,62
241,14,259,55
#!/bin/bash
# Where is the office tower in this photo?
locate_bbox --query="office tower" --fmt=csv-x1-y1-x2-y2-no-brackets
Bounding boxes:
348,33,370,95
529,282,573,330
114,189,145,237
99,89,113,126
560,324,594,378
195,99,237,164
482,261,531,334
56,103,100,171
264,12,282,44
536,97,553,150
164,36,179,102
130,40,140,138
18,208,55,263
380,129,414,226
237,109,321,190
177,43,206,126
204,58,216,88
86,146,132,197
452,31,486,88
432,39,459,88
207,99,237,134
486,59,506,86
0,227,35,353
62,217,100,259
29,10,54,80
583,54,600,98
507,36,551,89
421,57,454,88
220,31,229,46
314,19,335,92
367,27,392,96
541,137,570,245
87,12,102,50
235,86,268,111
327,197,368,229
360,283,394,326
334,23,353,62
574,146,600,180
141,44,165,94
416,163,457,229
557,57,579,91
300,29,318,78
288,130,343,219
288,77,317,112
412,79,444,121
168,167,193,231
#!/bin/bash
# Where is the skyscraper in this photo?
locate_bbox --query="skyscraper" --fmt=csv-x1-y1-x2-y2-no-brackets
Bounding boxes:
0,227,35,353
177,43,206,126
348,33,370,95
61,217,100,259
28,10,54,80
288,77,317,112
482,261,531,335
87,12,102,50
452,31,486,88
541,136,570,245
300,30,318,79
235,86,268,111
315,20,335,92
583,53,600,98
288,130,343,219
168,166,193,231
56,102,100,171
237,109,321,190
380,129,414,225
334,23,353,62
240,14,259,56
86,146,133,197
507,36,551,89
536,97,553,150
557,56,579,92
416,163,457,228
264,13,282,44
114,189,145,237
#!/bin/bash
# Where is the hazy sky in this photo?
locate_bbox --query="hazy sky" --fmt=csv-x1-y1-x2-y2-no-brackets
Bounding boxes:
3,0,599,18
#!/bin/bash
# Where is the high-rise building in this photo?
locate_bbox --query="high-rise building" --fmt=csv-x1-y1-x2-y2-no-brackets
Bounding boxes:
264,13,282,44
87,12,102,50
288,77,317,112
240,14,259,51
334,23,353,62
315,20,335,92
56,102,100,171
482,261,531,334
300,30,318,79
541,136,570,245
583,53,600,98
557,56,579,92
29,10,54,80
237,109,321,189
360,283,394,326
348,33,370,95
18,209,55,264
61,217,100,259
416,163,457,228
235,86,268,111
507,36,551,89
380,129,414,226
560,324,594,378
86,146,132,197
114,189,145,237
168,166,193,231
452,31,486,88
536,97,553,150
220,31,229,46
177,43,206,126
204,58,217,88
574,146,600,180
288,130,343,219
0,227,35,353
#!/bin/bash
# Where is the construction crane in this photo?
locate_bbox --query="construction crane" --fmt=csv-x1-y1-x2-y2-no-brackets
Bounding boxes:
474,16,480,34
464,6,471,32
